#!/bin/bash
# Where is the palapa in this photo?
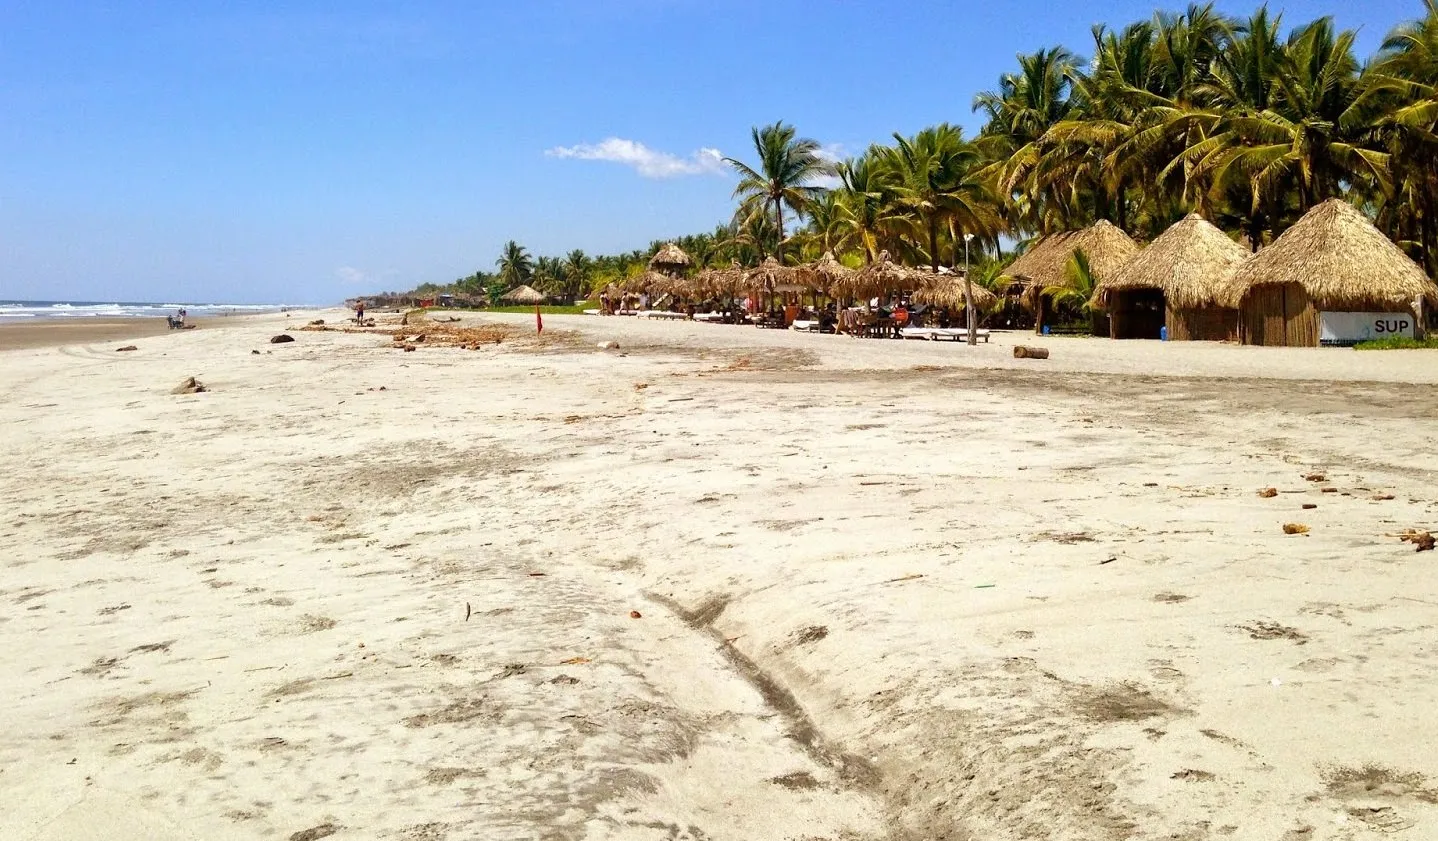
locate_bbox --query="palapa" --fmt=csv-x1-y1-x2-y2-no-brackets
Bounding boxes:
835,251,914,300
1005,220,1141,303
1095,214,1247,310
648,242,693,273
795,251,856,296
911,270,999,311
500,284,547,305
1220,199,1438,311
745,256,797,292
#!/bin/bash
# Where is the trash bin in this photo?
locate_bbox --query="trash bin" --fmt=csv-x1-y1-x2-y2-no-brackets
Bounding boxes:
1160,326,1168,341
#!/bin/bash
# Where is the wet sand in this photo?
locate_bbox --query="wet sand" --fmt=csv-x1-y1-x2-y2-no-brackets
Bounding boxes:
1,310,1435,840
0,318,200,351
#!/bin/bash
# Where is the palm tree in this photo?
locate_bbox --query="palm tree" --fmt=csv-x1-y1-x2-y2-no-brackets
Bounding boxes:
563,249,592,301
1041,249,1104,332
724,121,833,264
496,241,534,287
879,124,1000,270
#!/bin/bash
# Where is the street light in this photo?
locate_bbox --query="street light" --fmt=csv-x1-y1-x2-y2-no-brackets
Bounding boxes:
963,233,976,346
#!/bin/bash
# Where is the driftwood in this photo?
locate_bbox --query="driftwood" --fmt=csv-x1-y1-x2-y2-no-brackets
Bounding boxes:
1013,345,1050,359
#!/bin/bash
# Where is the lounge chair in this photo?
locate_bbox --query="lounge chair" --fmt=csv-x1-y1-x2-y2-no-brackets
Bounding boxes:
931,328,991,342
900,326,934,340
790,319,821,332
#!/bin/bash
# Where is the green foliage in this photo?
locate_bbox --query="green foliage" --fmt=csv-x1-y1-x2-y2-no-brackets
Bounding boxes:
1352,335,1438,349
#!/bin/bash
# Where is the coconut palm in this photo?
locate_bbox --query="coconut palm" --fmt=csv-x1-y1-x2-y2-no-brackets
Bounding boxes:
496,240,534,287
878,124,1001,270
724,121,833,264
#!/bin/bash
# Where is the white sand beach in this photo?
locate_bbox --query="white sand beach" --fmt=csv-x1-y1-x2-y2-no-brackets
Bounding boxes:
2,311,1436,841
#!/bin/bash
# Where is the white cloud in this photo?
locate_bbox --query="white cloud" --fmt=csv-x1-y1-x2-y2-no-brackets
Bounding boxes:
809,143,847,190
545,137,727,178
335,266,369,284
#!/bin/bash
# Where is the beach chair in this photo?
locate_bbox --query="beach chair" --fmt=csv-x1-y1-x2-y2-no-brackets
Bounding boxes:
931,328,991,342
900,327,935,340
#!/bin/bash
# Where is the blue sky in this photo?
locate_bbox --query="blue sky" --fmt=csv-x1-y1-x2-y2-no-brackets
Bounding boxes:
0,0,1421,303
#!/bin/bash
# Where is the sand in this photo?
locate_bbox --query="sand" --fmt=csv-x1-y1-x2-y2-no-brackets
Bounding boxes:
1,310,1435,841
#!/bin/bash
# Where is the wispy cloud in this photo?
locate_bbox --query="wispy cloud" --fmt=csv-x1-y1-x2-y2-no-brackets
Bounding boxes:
335,266,369,284
809,143,847,189
545,138,726,178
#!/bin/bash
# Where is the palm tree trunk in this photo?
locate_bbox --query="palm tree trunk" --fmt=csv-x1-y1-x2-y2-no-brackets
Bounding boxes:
774,196,785,264
928,218,940,272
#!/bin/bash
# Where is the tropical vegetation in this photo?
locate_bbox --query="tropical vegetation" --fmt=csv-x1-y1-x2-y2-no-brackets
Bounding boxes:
385,2,1438,319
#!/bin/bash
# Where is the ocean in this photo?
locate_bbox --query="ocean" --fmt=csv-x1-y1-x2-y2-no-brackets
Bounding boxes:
0,300,307,321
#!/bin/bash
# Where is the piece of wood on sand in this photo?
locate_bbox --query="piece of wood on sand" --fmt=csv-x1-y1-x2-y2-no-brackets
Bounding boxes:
1013,345,1050,359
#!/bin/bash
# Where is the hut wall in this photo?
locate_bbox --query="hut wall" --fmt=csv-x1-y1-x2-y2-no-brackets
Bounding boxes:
1110,289,1166,340
1168,304,1238,342
1241,283,1318,346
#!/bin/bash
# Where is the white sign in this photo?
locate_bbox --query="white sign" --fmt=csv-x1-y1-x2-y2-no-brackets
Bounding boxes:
1319,311,1416,345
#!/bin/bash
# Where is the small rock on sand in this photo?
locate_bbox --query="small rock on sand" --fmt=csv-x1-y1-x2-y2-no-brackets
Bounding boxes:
170,377,206,395
116,345,138,352
270,334,295,344
598,341,620,350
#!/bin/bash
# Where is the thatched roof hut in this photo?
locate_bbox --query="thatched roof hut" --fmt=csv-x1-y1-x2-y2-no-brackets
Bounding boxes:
832,251,914,301
796,251,856,297
500,284,546,305
648,243,692,273
745,256,796,292
911,270,999,312
694,261,745,298
1223,199,1438,346
1095,214,1247,341
1005,221,1140,332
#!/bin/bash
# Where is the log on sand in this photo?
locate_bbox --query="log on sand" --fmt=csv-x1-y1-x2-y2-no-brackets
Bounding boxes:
1013,346,1050,359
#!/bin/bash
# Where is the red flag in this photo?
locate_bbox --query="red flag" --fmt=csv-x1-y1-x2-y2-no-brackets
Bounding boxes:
535,304,543,334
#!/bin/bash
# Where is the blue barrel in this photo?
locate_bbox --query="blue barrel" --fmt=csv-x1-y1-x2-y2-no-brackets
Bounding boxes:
1160,326,1168,341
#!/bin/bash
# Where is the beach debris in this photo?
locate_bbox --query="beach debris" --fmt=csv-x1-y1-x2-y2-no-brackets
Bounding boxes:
1258,488,1278,498
1013,345,1050,359
792,625,829,645
170,377,207,395
270,334,295,344
402,345,416,352
1100,556,1118,565
559,657,591,665
527,572,546,577
598,341,620,350
629,610,642,619
1304,473,1326,482
308,319,325,326
1236,621,1308,643
116,345,138,352
1302,503,1318,510
464,602,471,622
881,573,925,584
1321,487,1337,494
288,824,339,841
1373,493,1396,501
1400,530,1435,552
251,349,260,355
1283,523,1310,535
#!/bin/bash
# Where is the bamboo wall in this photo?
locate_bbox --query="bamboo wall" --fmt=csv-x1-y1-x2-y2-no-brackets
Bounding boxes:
1240,283,1319,346
1167,305,1238,342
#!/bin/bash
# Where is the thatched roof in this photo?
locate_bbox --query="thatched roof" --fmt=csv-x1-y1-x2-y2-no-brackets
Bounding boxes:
695,261,746,297
833,251,914,300
648,242,692,272
911,270,999,311
1004,220,1141,292
1221,199,1438,310
795,251,856,295
745,256,796,291
1095,214,1247,310
500,284,546,304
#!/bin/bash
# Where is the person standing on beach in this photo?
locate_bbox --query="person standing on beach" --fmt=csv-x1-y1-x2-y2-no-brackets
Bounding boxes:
355,299,366,323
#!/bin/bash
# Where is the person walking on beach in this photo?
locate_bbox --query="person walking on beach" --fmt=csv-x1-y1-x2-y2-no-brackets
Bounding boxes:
355,299,366,323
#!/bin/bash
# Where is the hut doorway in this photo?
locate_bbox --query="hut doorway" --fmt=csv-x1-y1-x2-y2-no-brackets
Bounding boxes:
1242,283,1318,346
1110,289,1166,339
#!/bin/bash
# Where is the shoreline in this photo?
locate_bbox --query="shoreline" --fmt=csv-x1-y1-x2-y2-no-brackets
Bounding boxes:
0,311,321,352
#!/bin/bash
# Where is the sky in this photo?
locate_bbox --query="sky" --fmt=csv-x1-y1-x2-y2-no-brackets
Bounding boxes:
0,0,1423,304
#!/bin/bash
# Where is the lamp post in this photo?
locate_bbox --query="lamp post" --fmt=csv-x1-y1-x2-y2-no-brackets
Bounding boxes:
963,233,976,346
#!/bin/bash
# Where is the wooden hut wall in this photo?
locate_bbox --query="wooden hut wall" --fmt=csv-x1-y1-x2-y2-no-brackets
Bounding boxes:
1240,283,1319,346
1167,304,1237,341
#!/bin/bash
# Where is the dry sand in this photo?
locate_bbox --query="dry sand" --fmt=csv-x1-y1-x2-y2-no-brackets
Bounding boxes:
1,310,1436,841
